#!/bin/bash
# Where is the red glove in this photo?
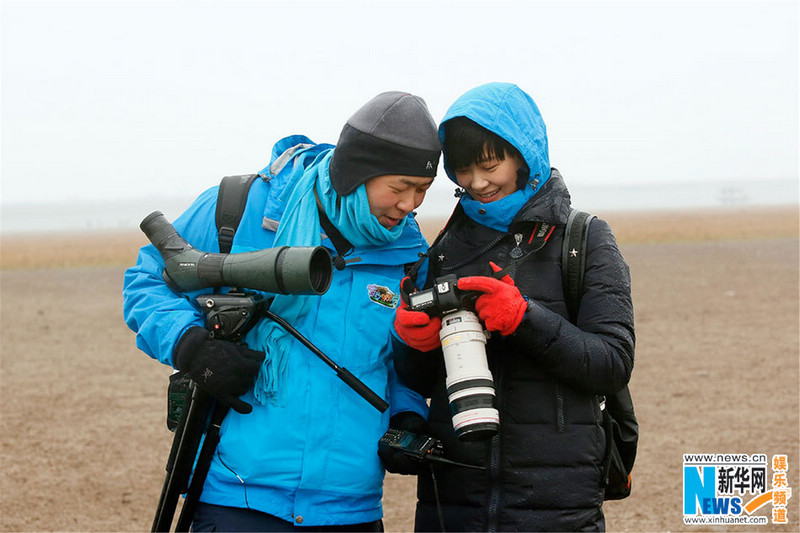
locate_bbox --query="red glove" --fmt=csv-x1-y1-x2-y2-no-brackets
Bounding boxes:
457,262,527,336
395,300,442,352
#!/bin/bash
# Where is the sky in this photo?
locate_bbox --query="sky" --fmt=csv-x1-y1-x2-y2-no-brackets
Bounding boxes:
1,0,798,222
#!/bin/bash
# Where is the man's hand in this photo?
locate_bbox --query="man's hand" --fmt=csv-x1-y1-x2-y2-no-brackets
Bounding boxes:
378,412,433,476
457,262,527,336
174,326,265,414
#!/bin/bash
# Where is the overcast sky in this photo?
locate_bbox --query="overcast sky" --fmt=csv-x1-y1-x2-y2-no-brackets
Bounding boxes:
2,0,798,215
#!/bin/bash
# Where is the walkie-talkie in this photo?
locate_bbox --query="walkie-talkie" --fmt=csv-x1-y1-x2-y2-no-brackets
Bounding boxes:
379,429,485,470
379,428,444,459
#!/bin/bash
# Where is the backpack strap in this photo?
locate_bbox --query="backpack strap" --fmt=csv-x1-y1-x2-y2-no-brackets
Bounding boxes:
561,208,637,499
561,209,596,322
215,174,258,253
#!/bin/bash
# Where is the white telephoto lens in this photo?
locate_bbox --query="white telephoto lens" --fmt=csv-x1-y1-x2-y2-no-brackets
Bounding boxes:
440,310,499,440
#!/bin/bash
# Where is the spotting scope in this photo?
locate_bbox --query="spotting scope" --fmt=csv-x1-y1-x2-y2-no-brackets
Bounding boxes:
140,211,332,295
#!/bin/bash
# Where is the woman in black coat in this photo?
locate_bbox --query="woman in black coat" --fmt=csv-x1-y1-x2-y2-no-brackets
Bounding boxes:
391,83,635,532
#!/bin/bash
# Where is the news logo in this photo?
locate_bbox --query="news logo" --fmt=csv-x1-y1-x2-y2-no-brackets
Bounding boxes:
683,453,792,526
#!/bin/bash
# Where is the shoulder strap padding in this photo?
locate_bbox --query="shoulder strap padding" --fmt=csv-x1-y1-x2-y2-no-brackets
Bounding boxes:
561,209,596,322
215,174,258,253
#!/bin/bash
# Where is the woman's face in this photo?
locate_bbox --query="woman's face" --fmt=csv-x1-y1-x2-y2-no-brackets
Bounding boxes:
453,151,524,204
364,174,434,229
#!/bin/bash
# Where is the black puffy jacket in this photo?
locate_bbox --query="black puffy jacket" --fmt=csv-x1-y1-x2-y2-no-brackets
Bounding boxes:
394,171,635,532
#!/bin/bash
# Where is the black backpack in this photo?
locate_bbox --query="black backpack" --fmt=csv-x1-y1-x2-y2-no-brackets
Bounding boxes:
562,209,638,501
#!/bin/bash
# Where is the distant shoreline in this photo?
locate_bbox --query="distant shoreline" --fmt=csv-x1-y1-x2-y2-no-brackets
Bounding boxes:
1,206,797,271
2,177,797,236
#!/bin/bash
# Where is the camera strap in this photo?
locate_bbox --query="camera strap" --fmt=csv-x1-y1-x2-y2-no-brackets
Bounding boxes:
491,221,555,280
402,203,466,287
405,213,556,287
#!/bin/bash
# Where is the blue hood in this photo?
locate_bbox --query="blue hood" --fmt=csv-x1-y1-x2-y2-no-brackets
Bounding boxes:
439,82,551,189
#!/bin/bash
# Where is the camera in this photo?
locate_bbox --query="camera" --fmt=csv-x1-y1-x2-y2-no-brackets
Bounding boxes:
407,275,499,441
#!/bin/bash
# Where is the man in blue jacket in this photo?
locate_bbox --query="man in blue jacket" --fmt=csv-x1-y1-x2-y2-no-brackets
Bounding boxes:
123,91,440,531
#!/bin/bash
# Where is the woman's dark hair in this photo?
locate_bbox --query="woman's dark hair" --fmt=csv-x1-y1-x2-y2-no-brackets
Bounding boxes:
442,117,525,171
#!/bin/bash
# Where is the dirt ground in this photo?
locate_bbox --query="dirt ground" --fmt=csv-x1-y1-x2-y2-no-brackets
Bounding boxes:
1,206,798,532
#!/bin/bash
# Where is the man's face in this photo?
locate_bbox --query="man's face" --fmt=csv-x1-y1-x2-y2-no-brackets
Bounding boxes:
364,174,435,229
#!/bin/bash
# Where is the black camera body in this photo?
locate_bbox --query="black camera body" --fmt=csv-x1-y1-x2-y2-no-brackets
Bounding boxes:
406,274,479,317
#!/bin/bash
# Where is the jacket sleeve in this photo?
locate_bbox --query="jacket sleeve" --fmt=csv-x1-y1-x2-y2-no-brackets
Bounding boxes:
390,330,443,399
510,218,635,395
385,251,434,416
386,355,430,419
122,187,221,367
389,251,442,399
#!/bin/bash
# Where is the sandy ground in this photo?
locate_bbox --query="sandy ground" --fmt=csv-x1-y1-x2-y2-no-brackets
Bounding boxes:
1,206,798,532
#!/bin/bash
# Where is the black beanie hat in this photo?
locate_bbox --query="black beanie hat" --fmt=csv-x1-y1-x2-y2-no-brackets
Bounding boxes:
329,91,441,196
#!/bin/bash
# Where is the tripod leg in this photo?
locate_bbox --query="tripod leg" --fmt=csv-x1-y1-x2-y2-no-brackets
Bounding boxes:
151,385,215,532
151,384,192,532
175,403,230,532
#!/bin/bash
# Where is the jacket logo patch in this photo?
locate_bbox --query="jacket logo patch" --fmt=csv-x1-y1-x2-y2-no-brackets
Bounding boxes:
367,284,399,308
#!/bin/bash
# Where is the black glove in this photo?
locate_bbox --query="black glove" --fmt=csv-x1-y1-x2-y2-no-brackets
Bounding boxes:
174,326,265,414
378,411,433,475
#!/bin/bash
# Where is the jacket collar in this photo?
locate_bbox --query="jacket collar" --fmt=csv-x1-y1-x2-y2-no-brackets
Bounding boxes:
511,168,572,226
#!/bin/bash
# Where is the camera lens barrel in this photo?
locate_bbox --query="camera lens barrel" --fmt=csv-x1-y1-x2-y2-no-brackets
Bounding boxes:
440,309,500,441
